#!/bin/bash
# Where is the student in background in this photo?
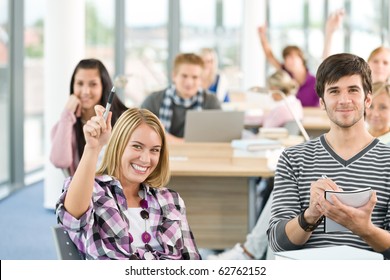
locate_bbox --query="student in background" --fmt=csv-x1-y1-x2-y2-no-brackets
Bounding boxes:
257,26,318,107
268,53,390,259
56,106,201,260
258,10,344,107
367,46,390,83
199,47,230,103
141,53,221,143
366,81,390,145
261,69,303,128
50,58,127,176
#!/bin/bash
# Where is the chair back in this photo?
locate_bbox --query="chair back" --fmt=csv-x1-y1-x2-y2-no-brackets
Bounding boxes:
51,225,84,260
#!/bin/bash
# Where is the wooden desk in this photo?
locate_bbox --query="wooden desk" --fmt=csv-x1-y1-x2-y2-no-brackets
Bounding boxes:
243,106,331,139
167,139,301,249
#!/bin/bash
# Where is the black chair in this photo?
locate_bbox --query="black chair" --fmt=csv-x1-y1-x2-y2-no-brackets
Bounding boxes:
51,225,84,260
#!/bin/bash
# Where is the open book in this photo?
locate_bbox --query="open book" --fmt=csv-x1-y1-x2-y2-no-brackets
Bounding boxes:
324,187,373,233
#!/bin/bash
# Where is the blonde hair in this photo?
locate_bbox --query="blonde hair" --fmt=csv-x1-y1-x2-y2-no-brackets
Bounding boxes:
372,81,390,98
96,108,170,188
200,48,218,72
267,70,298,96
367,46,390,62
199,48,219,88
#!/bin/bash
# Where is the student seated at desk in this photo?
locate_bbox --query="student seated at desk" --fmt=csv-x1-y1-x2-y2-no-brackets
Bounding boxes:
258,25,318,107
199,47,230,103
141,53,221,143
260,70,303,129
56,107,201,260
268,53,390,260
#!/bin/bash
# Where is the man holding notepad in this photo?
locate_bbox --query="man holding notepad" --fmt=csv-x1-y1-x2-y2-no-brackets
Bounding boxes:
268,53,390,259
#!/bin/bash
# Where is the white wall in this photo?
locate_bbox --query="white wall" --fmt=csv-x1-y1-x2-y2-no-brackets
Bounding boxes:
43,0,85,209
241,0,266,90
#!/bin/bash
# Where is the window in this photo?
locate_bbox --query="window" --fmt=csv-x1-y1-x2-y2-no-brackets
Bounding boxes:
0,0,9,194
267,0,388,75
181,0,243,89
124,0,168,107
24,0,45,175
85,0,115,73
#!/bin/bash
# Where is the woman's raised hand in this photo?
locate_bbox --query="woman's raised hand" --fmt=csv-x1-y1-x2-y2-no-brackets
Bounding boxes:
83,105,112,149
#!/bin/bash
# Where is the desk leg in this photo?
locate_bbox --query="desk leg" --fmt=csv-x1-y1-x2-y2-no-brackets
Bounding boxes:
248,177,257,231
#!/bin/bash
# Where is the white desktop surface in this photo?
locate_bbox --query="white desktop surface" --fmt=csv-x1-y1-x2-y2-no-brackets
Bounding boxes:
274,245,383,260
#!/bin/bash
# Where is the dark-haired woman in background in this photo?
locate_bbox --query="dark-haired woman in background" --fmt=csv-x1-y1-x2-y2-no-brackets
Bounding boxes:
50,58,128,176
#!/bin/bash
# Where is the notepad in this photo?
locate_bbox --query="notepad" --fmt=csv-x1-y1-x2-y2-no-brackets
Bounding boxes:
324,187,373,233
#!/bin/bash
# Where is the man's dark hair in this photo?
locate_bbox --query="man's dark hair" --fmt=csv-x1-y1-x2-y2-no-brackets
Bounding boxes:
315,53,372,99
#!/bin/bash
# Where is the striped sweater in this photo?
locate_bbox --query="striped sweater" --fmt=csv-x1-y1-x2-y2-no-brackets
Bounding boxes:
268,135,390,252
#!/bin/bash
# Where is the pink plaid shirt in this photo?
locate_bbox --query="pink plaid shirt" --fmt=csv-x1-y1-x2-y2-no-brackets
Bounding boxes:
56,175,201,260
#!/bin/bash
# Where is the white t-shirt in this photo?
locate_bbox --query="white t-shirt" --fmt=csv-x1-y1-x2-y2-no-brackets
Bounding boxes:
124,207,162,252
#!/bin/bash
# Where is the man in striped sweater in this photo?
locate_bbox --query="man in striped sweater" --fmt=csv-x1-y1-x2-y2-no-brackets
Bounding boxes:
267,53,390,259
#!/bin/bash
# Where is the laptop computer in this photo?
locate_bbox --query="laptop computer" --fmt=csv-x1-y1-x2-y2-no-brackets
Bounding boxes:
184,110,245,142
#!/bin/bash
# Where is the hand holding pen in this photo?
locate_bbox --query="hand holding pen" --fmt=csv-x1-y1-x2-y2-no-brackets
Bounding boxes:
83,105,112,149
103,86,115,120
321,175,343,191
307,175,340,219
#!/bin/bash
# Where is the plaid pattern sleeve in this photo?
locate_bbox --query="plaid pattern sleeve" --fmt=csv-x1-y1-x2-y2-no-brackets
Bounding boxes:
151,187,201,260
56,176,201,260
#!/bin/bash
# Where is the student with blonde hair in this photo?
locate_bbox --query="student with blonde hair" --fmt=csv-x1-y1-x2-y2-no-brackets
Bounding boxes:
366,81,390,145
261,69,303,128
367,46,390,83
199,47,229,102
56,106,201,260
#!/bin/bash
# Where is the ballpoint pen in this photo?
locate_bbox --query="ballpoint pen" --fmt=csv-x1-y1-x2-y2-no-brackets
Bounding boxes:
103,86,115,120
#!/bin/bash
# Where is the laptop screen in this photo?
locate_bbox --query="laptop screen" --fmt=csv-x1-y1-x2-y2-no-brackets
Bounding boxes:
184,110,245,142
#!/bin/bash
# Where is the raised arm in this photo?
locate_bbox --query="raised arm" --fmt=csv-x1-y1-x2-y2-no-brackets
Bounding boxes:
258,25,282,70
63,105,112,219
322,9,345,60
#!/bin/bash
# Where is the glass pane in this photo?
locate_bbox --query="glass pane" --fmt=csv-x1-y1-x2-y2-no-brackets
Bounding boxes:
267,0,306,74
85,0,115,74
307,0,326,70
124,0,168,107
0,0,9,186
24,0,45,173
181,0,243,90
349,0,382,59
323,0,345,58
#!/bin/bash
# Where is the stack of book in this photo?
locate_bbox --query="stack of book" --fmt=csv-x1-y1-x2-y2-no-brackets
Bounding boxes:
231,138,284,170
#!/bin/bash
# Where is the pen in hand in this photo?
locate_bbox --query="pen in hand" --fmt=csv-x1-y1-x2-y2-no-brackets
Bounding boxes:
322,175,343,191
103,86,115,120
